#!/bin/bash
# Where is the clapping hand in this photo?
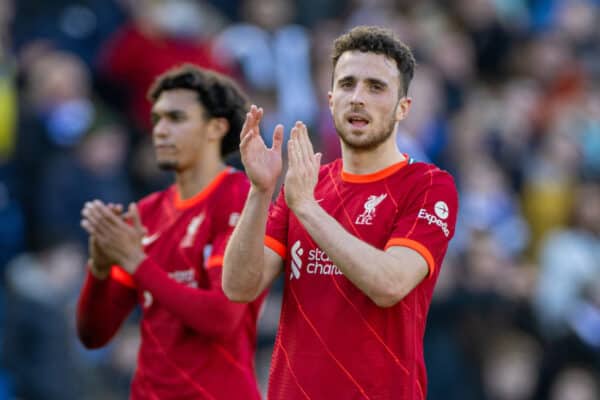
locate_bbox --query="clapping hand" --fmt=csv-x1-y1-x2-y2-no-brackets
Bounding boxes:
240,105,284,195
284,121,322,211
82,201,147,274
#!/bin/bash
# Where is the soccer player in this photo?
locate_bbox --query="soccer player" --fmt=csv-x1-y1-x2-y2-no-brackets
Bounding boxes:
77,65,264,399
223,26,459,399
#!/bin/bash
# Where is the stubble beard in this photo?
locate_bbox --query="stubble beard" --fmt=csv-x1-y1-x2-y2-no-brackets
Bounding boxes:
335,117,397,152
157,160,179,171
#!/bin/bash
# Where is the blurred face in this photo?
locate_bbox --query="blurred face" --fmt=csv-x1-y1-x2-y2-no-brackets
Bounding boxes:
575,184,600,234
151,89,208,171
328,51,411,151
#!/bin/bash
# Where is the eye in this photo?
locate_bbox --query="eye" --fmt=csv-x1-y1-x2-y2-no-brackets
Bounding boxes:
339,80,354,89
370,83,384,92
167,112,186,123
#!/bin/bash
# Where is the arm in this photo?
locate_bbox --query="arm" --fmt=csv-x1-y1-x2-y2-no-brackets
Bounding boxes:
223,186,284,302
77,206,137,348
132,257,251,338
291,203,428,307
82,201,256,338
222,105,285,302
76,267,138,348
284,123,430,307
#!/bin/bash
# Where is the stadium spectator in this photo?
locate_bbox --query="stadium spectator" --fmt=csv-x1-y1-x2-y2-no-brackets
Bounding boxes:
534,181,600,340
215,0,317,143
97,0,235,132
4,239,89,400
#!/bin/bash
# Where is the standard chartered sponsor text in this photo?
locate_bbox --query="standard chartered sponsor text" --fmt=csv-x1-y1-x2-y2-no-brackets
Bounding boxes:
307,248,343,276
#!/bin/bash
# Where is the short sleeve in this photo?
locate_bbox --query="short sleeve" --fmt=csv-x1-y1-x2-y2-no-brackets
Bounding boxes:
385,169,458,278
264,186,289,259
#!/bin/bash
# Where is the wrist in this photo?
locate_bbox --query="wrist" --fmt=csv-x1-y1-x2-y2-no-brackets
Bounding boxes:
88,259,110,280
249,184,275,201
291,198,320,220
121,251,146,274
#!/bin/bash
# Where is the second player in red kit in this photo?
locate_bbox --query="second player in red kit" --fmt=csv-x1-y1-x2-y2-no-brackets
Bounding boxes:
78,65,265,399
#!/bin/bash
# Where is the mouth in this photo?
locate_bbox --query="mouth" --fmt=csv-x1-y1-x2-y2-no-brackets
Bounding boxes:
346,114,370,128
154,144,176,152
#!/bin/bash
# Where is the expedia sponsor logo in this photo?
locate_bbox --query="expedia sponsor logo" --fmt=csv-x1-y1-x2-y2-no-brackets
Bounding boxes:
434,201,449,219
417,208,450,237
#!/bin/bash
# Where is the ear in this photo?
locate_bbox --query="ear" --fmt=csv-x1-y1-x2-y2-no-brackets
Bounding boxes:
328,91,334,115
395,97,412,122
206,117,229,141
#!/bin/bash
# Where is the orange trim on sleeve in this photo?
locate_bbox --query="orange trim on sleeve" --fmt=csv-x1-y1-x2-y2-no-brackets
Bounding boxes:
341,155,409,183
110,265,137,288
264,235,286,259
174,167,233,210
385,238,436,277
206,255,224,269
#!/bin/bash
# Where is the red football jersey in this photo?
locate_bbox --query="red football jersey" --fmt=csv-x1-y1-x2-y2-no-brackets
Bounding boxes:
77,167,264,400
264,157,458,400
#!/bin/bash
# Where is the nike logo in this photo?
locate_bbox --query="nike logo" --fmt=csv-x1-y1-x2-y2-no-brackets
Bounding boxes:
316,199,324,203
141,233,160,246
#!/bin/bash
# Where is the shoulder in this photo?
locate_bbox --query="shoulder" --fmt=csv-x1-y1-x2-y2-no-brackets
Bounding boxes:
393,161,458,213
220,168,251,196
137,186,174,212
211,169,250,213
404,161,457,191
225,168,250,185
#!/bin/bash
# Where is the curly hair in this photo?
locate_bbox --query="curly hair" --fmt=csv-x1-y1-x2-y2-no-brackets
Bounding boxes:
148,64,249,157
332,26,416,96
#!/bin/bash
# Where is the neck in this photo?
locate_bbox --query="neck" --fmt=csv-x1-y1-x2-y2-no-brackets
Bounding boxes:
340,134,405,175
175,152,226,200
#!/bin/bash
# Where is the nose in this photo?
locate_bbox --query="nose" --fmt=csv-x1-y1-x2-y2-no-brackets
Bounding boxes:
153,118,169,138
350,85,365,107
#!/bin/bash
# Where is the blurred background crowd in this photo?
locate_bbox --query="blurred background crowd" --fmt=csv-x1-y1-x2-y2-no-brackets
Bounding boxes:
0,0,599,399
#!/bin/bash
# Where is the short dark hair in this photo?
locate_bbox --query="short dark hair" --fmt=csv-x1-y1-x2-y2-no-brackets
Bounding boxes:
148,64,249,157
332,26,416,96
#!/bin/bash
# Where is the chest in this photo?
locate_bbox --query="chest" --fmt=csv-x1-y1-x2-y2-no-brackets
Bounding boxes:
281,181,406,291
300,181,405,248
141,205,215,279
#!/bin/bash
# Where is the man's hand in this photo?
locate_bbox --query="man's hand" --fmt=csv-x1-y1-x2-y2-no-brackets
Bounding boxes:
284,121,321,212
240,104,284,195
82,201,147,274
82,202,123,279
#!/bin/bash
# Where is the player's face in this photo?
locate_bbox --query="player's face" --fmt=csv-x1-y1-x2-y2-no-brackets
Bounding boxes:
328,51,411,151
151,89,209,171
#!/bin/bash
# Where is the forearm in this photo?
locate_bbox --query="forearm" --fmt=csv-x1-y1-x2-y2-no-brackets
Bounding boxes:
134,258,246,338
76,270,137,348
223,186,273,302
293,201,416,307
